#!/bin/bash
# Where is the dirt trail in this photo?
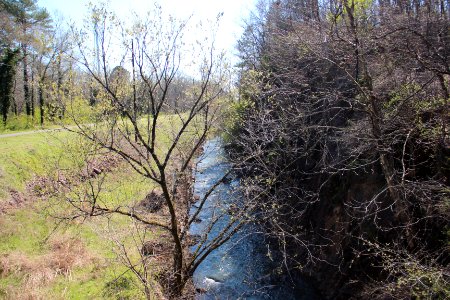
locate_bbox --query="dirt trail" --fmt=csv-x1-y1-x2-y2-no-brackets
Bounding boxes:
0,128,63,139
0,124,92,139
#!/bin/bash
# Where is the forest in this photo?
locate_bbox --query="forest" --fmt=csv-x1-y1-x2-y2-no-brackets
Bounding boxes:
0,0,449,299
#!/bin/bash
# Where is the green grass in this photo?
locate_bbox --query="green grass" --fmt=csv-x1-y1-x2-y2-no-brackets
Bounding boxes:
0,126,169,299
0,130,81,200
0,162,158,299
0,112,203,299
0,97,94,134
0,113,71,134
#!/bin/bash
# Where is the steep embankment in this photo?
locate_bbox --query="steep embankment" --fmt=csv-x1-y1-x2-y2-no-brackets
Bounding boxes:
232,1,450,298
228,110,449,298
0,131,162,299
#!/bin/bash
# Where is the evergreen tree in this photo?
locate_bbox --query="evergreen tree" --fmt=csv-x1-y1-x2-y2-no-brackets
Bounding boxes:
0,48,19,123
0,0,51,116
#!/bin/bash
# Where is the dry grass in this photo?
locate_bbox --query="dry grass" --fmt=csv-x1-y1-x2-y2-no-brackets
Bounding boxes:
0,151,123,215
0,236,96,299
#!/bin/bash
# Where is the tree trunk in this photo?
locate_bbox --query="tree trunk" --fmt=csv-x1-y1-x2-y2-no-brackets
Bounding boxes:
131,40,138,142
366,89,410,230
343,0,360,81
13,77,17,115
160,173,185,296
39,80,44,126
22,43,31,116
31,64,35,117
311,0,320,21
57,54,63,91
436,73,449,177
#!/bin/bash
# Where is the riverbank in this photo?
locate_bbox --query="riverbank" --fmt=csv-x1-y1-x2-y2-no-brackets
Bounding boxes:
0,123,174,299
190,138,318,299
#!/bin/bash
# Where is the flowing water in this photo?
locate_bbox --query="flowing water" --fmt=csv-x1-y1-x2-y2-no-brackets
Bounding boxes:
189,138,318,299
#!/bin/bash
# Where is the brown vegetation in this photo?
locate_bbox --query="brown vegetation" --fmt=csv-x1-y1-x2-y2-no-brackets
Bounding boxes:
0,153,122,214
0,236,95,299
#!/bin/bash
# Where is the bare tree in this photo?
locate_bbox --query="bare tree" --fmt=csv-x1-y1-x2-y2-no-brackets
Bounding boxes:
231,0,449,298
56,4,245,298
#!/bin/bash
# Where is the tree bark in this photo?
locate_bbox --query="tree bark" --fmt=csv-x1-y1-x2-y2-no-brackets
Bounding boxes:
39,80,44,126
22,43,31,116
31,62,35,117
131,39,137,142
160,172,185,296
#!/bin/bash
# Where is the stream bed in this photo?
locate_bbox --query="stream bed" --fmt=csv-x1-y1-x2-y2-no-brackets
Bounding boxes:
189,138,318,299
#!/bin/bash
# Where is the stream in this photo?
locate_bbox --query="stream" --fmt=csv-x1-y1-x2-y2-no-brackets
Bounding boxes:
189,138,318,299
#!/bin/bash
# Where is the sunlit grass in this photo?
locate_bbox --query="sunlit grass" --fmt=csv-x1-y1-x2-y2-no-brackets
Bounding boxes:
0,113,195,299
0,162,159,299
0,130,84,200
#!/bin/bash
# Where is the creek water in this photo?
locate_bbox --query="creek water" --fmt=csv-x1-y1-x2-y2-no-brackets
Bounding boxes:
189,138,318,299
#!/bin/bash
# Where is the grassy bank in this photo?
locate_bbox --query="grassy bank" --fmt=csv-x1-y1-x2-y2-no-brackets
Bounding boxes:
0,175,157,299
0,121,178,299
0,113,73,134
0,131,76,199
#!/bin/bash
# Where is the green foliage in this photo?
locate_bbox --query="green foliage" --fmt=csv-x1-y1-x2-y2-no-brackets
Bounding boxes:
394,263,450,299
222,69,263,143
327,0,374,22
0,0,51,27
103,276,141,299
414,96,446,140
0,97,94,133
65,96,98,124
222,99,254,143
0,0,53,120
0,114,39,132
350,0,373,15
384,83,421,111
239,69,266,98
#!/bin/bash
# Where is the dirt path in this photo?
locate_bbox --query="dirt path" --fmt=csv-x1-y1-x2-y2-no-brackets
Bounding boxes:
0,128,59,138
0,125,87,139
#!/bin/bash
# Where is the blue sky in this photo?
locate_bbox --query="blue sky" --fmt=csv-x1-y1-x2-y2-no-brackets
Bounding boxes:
38,0,256,62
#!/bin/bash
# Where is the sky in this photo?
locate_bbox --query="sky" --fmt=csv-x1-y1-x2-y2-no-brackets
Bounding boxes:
38,0,256,66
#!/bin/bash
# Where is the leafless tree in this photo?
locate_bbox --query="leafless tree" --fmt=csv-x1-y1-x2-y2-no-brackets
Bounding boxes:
52,4,247,298
232,0,449,298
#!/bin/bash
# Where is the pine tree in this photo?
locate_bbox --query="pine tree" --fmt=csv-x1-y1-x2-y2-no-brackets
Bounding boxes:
0,0,52,116
0,48,19,123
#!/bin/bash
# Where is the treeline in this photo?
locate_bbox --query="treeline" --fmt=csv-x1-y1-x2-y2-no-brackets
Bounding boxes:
232,0,449,298
0,0,73,127
0,1,203,129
